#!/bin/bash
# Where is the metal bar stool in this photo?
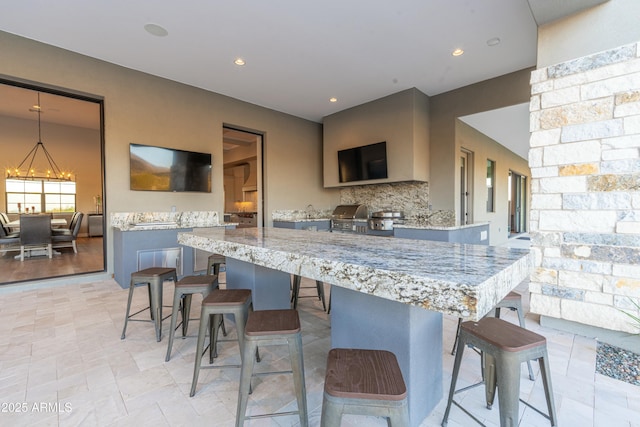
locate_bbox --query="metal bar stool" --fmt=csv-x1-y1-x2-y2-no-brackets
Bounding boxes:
442,317,558,427
291,275,326,311
165,274,218,362
207,253,225,276
121,267,177,342
190,288,253,397
236,309,308,426
451,291,535,381
321,348,409,427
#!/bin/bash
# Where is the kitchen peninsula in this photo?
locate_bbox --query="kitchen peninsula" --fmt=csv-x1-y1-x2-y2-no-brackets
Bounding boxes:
178,227,532,426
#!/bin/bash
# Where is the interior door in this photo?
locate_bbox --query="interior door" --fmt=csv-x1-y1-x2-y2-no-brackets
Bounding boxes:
509,171,527,234
459,149,472,225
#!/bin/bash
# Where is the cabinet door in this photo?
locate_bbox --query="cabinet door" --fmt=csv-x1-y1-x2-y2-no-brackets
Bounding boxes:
137,247,183,275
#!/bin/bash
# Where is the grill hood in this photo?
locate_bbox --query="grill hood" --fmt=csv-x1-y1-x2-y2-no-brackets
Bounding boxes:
331,204,368,219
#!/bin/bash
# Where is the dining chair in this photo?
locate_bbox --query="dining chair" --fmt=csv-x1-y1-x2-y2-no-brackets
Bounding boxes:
19,214,53,261
0,213,19,238
0,221,20,255
52,212,83,253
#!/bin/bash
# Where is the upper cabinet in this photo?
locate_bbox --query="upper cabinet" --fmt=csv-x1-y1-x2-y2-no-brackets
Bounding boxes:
323,88,430,188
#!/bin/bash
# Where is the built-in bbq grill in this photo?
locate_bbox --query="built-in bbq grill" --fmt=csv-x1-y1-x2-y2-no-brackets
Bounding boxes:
330,204,368,233
368,210,405,231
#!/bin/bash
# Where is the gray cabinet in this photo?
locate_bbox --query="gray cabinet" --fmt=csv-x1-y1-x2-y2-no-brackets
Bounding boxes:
394,224,490,245
113,228,195,288
273,220,330,231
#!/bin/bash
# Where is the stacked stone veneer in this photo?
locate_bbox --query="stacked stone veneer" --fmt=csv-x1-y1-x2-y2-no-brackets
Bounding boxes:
529,42,640,334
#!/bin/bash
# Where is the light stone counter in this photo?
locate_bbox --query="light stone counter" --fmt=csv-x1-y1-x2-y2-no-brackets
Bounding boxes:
110,211,222,231
271,218,330,223
394,221,490,231
178,227,532,426
178,226,530,319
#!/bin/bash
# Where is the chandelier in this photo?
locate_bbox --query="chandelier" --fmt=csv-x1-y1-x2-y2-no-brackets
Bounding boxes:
5,93,73,182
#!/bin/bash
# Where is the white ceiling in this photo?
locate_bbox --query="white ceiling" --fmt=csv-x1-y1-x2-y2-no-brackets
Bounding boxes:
0,1,606,158
459,103,531,159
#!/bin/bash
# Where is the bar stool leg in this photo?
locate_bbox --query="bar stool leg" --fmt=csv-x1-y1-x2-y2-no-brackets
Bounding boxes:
515,307,536,381
316,280,326,311
495,353,521,427
236,340,258,426
181,294,193,336
289,333,308,426
121,281,137,339
539,354,558,426
442,337,466,426
483,353,498,409
165,289,184,361
148,279,163,342
190,309,210,397
450,317,462,355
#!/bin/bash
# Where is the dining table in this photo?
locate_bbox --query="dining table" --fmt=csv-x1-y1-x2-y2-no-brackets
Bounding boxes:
7,218,68,229
177,227,532,427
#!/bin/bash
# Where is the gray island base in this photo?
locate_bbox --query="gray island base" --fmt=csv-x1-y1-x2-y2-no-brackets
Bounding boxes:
177,227,532,426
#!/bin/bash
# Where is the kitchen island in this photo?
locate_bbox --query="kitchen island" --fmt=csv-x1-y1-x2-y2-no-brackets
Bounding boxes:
177,227,532,426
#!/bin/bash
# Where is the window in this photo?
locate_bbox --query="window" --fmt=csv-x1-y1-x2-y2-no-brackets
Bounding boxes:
5,179,76,213
486,159,495,212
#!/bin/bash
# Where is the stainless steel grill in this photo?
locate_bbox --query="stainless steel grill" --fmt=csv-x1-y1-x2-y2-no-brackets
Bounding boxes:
330,204,368,233
368,210,405,231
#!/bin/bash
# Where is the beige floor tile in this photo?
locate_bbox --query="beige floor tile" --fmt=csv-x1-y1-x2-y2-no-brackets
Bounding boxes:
0,273,637,426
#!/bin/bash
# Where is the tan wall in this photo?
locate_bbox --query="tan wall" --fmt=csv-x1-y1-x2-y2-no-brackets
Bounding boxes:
323,88,429,187
537,0,640,68
429,68,534,218
456,121,530,245
0,31,339,275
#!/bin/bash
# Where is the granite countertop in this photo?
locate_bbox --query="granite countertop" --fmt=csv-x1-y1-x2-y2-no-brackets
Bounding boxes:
178,227,532,320
111,211,224,231
273,217,331,223
394,221,490,230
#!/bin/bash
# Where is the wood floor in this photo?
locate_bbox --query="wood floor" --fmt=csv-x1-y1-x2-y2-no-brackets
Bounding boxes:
0,236,105,285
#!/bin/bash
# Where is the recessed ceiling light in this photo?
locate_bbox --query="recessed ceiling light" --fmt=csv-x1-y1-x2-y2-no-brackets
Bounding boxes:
329,97,337,103
452,48,464,57
144,23,168,37
234,58,246,66
487,37,501,47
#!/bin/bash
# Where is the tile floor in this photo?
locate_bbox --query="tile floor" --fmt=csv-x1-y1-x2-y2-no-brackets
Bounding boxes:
0,250,639,426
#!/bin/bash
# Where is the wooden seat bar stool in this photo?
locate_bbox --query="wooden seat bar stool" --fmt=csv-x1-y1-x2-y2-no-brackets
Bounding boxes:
236,309,308,426
442,317,558,427
451,291,535,381
121,267,177,342
165,274,218,362
291,275,327,311
321,348,409,427
207,253,225,276
190,288,253,397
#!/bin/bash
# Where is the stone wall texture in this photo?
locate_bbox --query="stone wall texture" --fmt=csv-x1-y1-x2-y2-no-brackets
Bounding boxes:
530,41,640,333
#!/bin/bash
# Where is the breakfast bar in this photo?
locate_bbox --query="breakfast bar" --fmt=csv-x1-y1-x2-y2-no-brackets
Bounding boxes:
177,227,533,426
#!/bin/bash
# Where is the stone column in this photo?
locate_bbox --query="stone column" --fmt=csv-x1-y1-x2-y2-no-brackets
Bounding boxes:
529,41,640,333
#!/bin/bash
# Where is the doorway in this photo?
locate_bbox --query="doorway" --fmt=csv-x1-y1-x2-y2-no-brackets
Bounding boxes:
0,80,105,284
459,149,473,225
509,171,527,235
222,127,263,227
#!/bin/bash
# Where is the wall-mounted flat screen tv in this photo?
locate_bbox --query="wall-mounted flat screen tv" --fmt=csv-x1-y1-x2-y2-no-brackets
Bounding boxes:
130,143,212,192
338,141,388,183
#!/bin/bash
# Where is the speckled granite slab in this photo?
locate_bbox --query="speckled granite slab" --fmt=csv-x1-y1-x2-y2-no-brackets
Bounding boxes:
395,221,490,230
111,211,220,231
272,209,332,221
178,227,532,319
